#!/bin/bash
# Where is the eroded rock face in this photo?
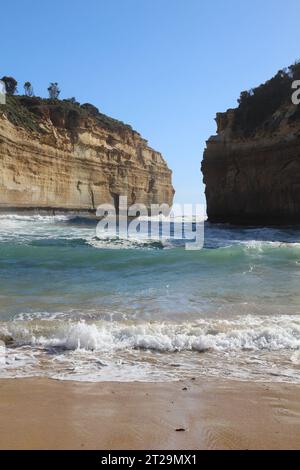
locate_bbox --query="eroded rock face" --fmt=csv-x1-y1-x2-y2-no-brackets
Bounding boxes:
202,65,300,225
0,98,174,212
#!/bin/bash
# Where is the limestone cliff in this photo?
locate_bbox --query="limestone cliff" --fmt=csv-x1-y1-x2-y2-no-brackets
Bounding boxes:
202,62,300,225
0,96,174,212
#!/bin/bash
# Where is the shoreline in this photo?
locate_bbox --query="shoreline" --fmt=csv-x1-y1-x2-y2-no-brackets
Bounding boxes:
2,209,300,230
0,377,299,450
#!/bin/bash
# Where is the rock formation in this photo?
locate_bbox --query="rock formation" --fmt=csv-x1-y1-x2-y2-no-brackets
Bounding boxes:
202,62,300,225
0,96,174,212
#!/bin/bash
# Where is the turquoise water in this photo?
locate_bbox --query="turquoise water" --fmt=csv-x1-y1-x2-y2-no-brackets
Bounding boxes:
0,214,300,382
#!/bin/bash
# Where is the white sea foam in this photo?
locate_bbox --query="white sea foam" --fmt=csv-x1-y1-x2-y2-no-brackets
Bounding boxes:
88,236,165,250
0,214,70,223
3,315,300,353
1,315,300,383
242,240,300,250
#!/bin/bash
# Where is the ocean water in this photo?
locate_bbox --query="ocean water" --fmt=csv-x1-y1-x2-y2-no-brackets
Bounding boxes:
0,213,300,383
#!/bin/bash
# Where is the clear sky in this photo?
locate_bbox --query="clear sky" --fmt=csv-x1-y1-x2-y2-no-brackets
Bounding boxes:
1,0,300,206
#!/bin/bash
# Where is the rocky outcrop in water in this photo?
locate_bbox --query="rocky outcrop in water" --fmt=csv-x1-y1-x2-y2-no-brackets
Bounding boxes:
202,62,300,225
0,96,174,212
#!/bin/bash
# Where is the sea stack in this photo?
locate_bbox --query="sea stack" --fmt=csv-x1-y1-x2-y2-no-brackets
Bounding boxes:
202,62,300,225
0,96,174,212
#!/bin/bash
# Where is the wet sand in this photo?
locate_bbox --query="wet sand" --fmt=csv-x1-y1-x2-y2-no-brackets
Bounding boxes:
0,378,299,450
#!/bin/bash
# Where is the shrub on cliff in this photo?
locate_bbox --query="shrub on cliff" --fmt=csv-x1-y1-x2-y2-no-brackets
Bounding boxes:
81,102,99,116
24,82,34,97
64,97,80,106
1,76,18,95
48,82,60,100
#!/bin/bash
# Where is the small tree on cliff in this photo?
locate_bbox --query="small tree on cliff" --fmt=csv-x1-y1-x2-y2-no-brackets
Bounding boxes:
48,82,60,100
24,81,34,97
1,76,18,95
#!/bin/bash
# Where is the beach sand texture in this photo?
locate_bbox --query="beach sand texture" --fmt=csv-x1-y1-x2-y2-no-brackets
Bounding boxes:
0,378,299,450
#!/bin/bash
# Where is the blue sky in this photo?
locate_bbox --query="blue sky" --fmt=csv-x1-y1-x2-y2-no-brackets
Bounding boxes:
1,0,300,205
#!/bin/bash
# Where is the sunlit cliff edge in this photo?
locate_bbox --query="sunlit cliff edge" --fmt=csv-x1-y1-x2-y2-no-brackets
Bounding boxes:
0,96,174,213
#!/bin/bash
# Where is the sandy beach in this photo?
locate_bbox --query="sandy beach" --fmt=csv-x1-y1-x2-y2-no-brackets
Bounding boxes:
0,377,299,450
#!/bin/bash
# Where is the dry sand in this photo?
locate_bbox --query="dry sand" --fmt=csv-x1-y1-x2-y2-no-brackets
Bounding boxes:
0,378,299,450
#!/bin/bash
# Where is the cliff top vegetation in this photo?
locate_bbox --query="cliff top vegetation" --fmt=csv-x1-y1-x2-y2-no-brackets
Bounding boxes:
0,77,134,135
232,61,300,136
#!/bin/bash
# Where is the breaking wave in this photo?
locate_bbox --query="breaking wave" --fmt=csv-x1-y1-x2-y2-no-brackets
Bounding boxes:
1,315,300,383
2,315,300,353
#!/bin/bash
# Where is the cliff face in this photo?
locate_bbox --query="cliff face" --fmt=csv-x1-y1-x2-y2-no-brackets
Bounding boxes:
0,97,174,212
202,63,300,225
